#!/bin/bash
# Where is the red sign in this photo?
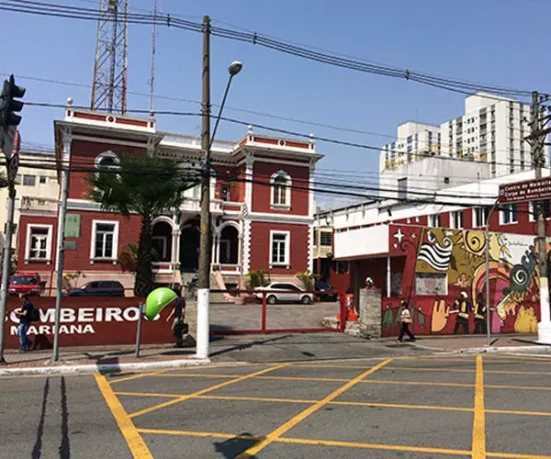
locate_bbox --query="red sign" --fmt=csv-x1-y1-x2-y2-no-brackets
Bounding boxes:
498,177,551,204
3,296,173,349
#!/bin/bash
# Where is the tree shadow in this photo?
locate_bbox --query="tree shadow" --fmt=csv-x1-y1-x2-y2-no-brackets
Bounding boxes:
213,433,261,458
208,334,292,358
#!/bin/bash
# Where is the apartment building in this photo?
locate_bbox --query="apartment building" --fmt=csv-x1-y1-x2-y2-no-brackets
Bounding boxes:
0,151,59,250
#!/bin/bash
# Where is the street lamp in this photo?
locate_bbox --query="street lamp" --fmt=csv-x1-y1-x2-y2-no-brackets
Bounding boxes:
196,16,243,361
210,61,243,145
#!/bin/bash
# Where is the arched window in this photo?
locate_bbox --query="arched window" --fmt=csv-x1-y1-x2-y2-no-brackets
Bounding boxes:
271,171,291,209
95,151,119,169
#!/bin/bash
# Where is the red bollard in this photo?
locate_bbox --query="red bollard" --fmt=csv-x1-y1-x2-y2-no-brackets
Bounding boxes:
339,293,347,332
261,291,267,332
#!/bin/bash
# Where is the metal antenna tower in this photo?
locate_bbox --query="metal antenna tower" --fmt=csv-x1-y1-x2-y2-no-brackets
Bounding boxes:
91,0,129,114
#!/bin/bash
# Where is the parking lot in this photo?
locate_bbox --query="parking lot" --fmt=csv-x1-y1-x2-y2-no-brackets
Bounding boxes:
91,353,551,458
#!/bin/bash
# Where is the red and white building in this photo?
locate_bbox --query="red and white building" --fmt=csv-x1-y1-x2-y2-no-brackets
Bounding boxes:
16,104,322,291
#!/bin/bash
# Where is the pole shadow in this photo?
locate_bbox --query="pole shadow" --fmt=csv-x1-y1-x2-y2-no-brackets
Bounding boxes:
213,433,261,458
32,377,50,459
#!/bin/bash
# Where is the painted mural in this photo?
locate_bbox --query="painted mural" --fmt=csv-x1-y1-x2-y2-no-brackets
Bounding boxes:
383,225,542,336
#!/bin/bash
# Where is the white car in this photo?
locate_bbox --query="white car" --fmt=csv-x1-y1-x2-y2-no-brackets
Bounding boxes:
254,282,314,305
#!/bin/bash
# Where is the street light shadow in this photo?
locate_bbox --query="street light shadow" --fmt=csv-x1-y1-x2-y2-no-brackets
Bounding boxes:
213,433,260,458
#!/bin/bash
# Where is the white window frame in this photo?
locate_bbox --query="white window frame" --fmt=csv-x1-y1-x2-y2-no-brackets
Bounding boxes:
473,207,489,227
25,224,53,264
152,235,168,259
90,220,119,264
500,204,518,225
269,230,290,267
270,171,292,210
95,150,120,169
428,214,440,228
450,211,463,229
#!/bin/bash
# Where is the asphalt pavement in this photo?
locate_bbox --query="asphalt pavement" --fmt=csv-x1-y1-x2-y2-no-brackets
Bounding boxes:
2,352,551,458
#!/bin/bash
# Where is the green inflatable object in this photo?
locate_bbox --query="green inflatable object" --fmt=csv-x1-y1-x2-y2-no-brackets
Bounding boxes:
145,287,177,321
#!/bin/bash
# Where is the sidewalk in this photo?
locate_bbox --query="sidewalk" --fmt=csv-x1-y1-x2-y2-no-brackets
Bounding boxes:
397,334,551,354
0,339,209,376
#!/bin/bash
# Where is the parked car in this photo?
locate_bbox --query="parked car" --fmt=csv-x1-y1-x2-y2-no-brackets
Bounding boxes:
64,281,125,297
315,280,338,302
8,272,42,296
254,282,314,305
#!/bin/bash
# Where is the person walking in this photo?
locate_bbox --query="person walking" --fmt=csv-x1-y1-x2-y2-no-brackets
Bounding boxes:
166,288,186,348
397,300,416,343
14,294,34,352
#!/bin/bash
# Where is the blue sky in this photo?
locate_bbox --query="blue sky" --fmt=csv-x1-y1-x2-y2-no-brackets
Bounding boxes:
3,0,551,206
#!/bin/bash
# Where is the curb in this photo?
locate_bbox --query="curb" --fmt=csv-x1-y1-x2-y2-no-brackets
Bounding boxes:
0,357,211,377
457,345,551,354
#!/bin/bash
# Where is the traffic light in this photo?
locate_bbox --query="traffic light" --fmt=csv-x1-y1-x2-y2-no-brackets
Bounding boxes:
0,74,26,130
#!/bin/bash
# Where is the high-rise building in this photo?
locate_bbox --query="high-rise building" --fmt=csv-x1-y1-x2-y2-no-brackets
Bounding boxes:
379,93,545,198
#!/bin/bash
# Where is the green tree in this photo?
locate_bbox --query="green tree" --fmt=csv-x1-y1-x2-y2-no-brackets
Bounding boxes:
87,154,195,297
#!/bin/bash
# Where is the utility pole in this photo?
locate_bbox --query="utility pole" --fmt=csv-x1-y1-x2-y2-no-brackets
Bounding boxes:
532,91,551,343
52,127,71,362
196,15,211,360
0,75,25,364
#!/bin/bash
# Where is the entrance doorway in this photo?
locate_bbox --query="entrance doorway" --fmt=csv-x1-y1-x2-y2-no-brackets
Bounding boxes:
180,218,200,273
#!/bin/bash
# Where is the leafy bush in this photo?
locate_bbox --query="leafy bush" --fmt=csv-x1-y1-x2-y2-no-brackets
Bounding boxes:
245,270,270,289
295,271,315,290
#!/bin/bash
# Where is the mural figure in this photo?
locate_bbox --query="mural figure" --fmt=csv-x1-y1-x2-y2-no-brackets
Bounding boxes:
473,292,487,334
450,291,472,334
383,225,545,337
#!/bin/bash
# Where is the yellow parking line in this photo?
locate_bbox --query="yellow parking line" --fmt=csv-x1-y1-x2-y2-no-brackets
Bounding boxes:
290,363,378,370
486,369,551,375
487,452,551,459
154,373,243,378
115,391,183,398
472,355,486,459
153,373,351,383
382,367,475,373
487,408,551,417
234,359,392,459
361,379,474,388
95,375,153,458
200,395,316,404
128,363,289,419
486,384,551,391
331,400,473,412
279,437,471,456
109,369,170,384
136,428,261,440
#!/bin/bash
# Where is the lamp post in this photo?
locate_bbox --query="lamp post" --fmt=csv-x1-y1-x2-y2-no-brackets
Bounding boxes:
196,15,243,359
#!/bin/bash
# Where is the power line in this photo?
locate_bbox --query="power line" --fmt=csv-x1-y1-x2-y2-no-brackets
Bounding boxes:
19,100,547,169
1,0,547,100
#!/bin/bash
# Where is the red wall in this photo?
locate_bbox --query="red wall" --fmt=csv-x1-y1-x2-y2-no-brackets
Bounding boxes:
251,162,310,215
4,296,174,349
213,164,245,203
249,222,309,274
63,210,142,272
69,139,146,200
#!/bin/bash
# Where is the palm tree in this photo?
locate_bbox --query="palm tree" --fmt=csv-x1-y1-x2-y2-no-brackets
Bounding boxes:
87,154,196,297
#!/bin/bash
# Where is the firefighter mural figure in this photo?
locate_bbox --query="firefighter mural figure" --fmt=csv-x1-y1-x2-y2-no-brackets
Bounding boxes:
450,291,472,334
473,292,487,334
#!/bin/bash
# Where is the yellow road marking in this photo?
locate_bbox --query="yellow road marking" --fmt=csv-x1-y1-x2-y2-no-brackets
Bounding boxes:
279,437,471,456
137,428,262,440
199,394,314,404
382,366,475,373
109,369,170,384
95,375,153,459
128,363,288,418
472,355,486,459
486,384,551,391
487,408,551,417
116,391,183,398
486,452,551,459
154,373,243,378
362,379,474,388
290,363,379,370
234,359,392,459
485,369,551,375
331,400,473,412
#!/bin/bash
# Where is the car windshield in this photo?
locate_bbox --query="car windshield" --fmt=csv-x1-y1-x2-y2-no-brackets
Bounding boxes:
11,276,38,285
